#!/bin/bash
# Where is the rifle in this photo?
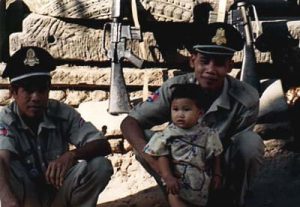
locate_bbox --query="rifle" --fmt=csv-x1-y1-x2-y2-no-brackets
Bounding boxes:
229,1,261,93
209,0,261,93
102,0,143,115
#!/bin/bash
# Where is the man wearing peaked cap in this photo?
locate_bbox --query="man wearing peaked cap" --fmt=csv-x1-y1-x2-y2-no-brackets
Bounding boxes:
191,22,244,56
2,46,56,83
121,22,264,207
0,47,113,207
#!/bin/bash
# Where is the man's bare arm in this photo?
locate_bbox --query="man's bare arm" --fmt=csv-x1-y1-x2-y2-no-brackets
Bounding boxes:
120,116,160,173
70,138,112,160
121,116,148,154
0,150,20,207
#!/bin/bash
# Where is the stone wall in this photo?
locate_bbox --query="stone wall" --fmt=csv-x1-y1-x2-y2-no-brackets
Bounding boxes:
2,0,300,149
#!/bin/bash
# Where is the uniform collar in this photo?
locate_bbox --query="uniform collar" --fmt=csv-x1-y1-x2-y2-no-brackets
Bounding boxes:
11,102,56,130
206,77,231,112
227,76,257,107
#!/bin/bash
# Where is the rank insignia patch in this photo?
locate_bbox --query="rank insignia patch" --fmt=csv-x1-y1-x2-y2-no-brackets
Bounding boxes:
212,28,227,46
23,48,40,67
147,91,160,102
0,125,8,136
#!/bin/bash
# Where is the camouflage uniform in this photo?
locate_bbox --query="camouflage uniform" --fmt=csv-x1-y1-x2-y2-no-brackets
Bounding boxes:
130,73,265,205
0,100,113,207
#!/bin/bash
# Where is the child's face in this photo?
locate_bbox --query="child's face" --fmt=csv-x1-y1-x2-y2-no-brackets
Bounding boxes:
171,98,203,129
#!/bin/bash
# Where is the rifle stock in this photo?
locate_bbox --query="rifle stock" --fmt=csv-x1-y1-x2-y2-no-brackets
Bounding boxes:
109,62,131,115
240,43,260,91
237,2,261,93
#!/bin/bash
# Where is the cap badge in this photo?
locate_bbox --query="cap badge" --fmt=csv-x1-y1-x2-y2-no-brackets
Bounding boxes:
24,48,40,67
212,28,227,46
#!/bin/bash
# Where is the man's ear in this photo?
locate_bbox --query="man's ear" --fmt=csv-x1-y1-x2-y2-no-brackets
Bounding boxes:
189,53,197,68
9,86,17,98
226,59,234,73
11,91,17,99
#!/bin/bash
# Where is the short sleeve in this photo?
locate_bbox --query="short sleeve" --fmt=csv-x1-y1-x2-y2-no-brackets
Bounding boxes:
143,130,171,156
129,83,172,129
129,73,196,129
0,124,18,155
205,129,223,160
65,107,104,147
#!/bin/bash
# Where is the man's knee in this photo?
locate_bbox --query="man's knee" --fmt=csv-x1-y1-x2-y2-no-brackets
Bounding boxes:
87,157,113,182
233,131,265,163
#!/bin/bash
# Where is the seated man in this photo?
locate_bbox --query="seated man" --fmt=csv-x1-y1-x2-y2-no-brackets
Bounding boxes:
0,47,113,207
121,22,265,207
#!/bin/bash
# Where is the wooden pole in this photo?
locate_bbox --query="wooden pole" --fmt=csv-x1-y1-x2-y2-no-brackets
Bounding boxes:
0,0,6,61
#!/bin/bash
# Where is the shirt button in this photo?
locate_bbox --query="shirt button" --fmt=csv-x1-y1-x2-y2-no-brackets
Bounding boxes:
37,146,41,150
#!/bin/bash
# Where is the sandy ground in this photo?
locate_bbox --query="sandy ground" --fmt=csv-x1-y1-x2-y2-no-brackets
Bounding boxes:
77,101,300,207
95,138,300,207
245,139,300,207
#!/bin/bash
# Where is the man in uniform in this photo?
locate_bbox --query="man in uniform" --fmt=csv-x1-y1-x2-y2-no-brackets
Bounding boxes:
0,46,113,207
121,22,265,207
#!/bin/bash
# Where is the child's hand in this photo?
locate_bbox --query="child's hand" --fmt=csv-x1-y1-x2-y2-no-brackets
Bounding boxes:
164,175,180,194
211,174,222,190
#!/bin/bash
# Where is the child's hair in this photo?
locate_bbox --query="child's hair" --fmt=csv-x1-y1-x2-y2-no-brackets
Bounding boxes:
170,84,204,109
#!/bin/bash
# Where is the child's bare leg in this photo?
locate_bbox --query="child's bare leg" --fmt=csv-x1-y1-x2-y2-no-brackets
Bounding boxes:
168,194,188,207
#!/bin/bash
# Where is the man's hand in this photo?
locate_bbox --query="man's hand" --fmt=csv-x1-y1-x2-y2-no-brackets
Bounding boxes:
45,151,77,189
163,174,180,195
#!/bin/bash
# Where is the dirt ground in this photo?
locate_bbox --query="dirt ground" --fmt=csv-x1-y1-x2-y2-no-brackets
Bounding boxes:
96,137,300,207
245,139,300,207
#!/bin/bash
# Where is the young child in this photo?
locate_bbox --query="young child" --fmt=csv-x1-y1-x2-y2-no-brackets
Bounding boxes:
144,84,223,207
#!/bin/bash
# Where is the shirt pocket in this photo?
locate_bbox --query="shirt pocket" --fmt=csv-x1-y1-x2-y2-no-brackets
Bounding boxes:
20,148,36,169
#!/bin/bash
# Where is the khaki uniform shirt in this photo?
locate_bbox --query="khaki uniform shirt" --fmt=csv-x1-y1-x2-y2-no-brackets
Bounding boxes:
130,73,259,147
0,99,104,179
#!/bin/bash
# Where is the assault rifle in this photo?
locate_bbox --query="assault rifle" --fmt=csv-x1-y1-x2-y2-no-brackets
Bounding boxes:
228,1,261,93
209,0,261,93
102,0,143,115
